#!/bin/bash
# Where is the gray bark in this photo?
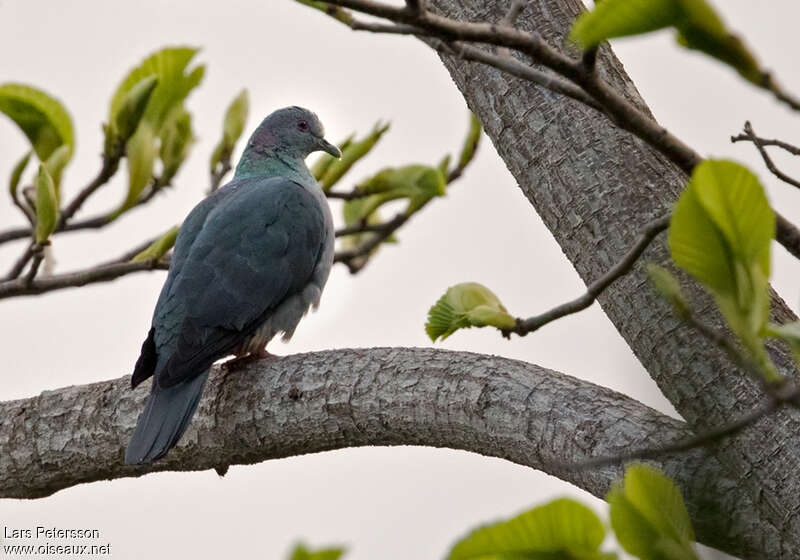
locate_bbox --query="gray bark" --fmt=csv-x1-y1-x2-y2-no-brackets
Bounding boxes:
428,0,800,557
0,347,768,557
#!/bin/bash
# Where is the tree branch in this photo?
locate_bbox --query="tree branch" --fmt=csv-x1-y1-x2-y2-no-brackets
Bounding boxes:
0,258,168,300
0,347,774,558
507,215,669,336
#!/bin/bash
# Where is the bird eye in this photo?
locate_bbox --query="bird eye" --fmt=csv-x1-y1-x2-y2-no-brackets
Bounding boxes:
298,120,310,132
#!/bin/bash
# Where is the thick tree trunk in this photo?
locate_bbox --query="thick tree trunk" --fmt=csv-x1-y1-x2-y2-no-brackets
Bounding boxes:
0,347,768,557
428,0,800,557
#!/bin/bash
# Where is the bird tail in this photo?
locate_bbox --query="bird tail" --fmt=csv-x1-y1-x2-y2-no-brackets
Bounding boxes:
125,370,210,465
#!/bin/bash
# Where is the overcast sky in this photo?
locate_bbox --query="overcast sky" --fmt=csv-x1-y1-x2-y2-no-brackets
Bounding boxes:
1,1,799,559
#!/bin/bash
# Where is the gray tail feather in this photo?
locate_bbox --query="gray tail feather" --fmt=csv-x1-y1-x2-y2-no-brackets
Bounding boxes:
125,370,210,465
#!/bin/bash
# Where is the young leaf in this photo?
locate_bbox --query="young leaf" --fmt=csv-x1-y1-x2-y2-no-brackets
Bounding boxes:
357,164,446,216
456,113,482,173
160,107,194,182
570,0,764,87
44,144,71,200
131,226,179,262
34,164,59,244
608,464,698,560
0,83,74,161
570,0,681,48
112,75,159,144
109,47,204,133
9,151,32,202
668,181,735,296
447,498,609,560
426,282,516,342
210,89,249,172
646,264,689,317
288,543,345,560
295,0,354,26
119,124,157,214
690,160,774,273
320,121,390,191
766,321,800,364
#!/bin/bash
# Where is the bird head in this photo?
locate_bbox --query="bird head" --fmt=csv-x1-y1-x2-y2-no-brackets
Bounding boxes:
247,106,341,160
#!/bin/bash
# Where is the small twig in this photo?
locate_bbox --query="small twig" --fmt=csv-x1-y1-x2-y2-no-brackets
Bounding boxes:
210,159,232,192
0,259,169,300
497,0,526,57
506,215,669,336
581,46,598,73
565,378,800,470
334,213,408,273
430,40,607,115
57,147,124,230
5,242,36,280
566,398,780,470
733,121,800,190
732,131,800,156
22,245,45,286
777,213,800,260
325,189,370,201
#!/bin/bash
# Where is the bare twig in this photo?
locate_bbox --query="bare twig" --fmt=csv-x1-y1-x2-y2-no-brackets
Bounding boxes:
429,40,607,115
334,213,408,273
5,242,36,280
506,215,669,336
57,147,124,230
22,245,45,285
733,121,800,190
732,130,800,156
0,259,169,300
325,189,370,201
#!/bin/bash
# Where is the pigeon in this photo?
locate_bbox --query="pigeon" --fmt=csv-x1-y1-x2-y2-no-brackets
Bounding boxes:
125,106,341,464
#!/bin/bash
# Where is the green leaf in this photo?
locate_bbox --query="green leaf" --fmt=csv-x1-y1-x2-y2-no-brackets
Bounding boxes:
437,153,451,178
34,164,59,244
160,107,194,182
111,75,159,144
669,160,776,379
44,144,71,200
456,113,482,174
608,465,698,560
668,180,735,295
311,133,354,181
357,164,446,216
674,0,763,85
570,0,681,48
0,83,74,161
646,264,689,317
570,0,764,86
109,47,204,133
320,121,390,192
131,226,179,262
690,160,774,274
447,498,610,560
119,123,157,214
9,151,32,202
426,282,516,342
288,543,345,560
766,321,800,364
210,89,250,172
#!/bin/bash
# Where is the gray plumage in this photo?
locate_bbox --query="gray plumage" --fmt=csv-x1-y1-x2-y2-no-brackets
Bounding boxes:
125,107,340,464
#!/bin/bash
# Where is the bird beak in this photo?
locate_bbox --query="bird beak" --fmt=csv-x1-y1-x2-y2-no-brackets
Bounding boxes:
317,138,342,159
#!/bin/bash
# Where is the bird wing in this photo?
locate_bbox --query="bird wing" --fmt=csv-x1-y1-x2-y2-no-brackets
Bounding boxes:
131,189,228,389
154,176,328,388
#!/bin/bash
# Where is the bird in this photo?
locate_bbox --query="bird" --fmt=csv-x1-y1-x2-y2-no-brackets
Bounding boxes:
125,106,341,465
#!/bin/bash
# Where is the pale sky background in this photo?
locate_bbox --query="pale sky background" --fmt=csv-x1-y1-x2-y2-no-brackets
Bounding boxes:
1,1,799,559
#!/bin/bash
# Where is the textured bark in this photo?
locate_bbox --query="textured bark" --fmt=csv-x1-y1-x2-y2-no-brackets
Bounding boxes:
427,0,800,557
0,347,769,557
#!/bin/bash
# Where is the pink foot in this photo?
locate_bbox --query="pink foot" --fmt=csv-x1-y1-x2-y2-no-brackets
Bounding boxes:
222,349,279,371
